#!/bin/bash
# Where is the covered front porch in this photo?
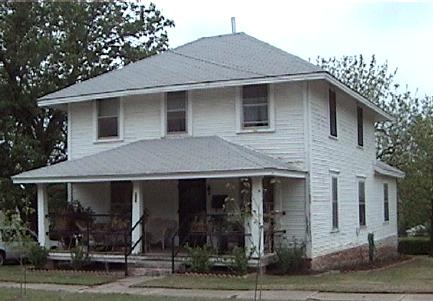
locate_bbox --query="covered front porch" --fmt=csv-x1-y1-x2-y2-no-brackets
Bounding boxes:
12,136,307,270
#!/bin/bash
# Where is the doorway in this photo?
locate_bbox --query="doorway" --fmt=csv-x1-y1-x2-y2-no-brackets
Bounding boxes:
178,179,207,245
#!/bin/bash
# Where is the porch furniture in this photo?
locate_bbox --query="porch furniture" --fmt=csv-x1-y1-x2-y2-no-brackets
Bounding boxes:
145,217,177,251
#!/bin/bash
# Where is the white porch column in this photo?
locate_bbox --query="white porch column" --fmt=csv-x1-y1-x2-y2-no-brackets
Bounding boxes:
36,183,49,247
245,176,264,257
131,181,144,254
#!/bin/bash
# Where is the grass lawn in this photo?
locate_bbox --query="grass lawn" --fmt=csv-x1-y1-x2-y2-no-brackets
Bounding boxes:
0,288,243,301
0,265,120,285
137,256,433,293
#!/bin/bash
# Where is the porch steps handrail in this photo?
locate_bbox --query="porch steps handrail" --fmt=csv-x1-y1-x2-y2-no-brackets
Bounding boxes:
124,213,146,276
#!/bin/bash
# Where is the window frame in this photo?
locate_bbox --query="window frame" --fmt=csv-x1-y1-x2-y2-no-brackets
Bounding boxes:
236,84,275,133
331,175,339,230
358,179,366,227
241,84,270,129
383,183,389,222
93,97,123,143
163,91,192,136
357,106,364,147
329,88,337,137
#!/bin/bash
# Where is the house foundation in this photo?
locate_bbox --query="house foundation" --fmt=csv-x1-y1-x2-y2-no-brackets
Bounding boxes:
310,235,399,271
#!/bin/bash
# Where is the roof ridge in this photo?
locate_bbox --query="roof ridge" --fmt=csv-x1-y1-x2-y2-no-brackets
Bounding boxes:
169,49,265,77
239,33,322,71
172,32,245,51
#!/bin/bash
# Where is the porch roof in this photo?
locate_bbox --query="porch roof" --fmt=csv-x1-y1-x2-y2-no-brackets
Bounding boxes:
374,160,405,179
12,136,305,184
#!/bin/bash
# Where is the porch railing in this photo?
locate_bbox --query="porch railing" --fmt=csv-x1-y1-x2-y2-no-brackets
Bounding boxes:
46,212,146,276
170,213,250,273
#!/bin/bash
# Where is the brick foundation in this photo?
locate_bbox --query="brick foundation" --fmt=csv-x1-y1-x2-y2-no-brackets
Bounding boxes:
310,235,399,271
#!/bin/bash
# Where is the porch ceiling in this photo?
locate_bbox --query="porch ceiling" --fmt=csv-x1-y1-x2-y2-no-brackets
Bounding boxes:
12,136,305,184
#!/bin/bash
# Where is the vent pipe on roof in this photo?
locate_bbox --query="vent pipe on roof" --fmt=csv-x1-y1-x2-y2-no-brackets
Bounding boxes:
231,17,236,33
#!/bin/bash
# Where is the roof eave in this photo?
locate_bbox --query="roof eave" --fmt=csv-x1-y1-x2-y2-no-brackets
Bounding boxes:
374,167,405,179
324,74,394,122
12,168,306,184
37,72,392,122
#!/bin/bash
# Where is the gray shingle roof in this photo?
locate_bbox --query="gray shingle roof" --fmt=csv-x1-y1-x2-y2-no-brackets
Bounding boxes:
374,161,405,178
12,136,304,183
39,33,323,102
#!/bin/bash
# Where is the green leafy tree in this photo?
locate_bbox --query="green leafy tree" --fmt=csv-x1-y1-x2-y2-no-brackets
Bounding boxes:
406,113,433,253
0,1,174,213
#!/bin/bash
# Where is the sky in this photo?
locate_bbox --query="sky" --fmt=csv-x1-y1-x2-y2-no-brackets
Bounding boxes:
150,0,433,97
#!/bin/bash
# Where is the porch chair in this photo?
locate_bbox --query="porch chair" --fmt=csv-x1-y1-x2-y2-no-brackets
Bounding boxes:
145,217,177,252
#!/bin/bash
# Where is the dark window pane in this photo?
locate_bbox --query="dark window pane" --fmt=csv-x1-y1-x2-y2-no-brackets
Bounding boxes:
167,91,187,133
243,105,269,124
357,106,364,146
384,183,389,222
332,177,338,202
358,181,366,226
167,111,186,133
329,89,337,137
358,181,365,203
243,85,267,99
242,84,269,128
359,204,366,226
98,98,119,117
332,202,338,229
331,177,338,229
98,117,118,138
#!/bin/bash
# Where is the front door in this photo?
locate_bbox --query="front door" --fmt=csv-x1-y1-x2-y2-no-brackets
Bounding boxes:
178,179,207,245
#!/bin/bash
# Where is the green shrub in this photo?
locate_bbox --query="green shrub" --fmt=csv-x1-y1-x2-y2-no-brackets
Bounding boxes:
70,246,90,270
28,244,49,269
186,245,213,273
227,247,251,275
398,237,431,255
275,240,305,274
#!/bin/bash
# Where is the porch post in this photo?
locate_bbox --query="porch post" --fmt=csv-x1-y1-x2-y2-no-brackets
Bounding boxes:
131,181,144,254
245,176,264,258
36,183,49,247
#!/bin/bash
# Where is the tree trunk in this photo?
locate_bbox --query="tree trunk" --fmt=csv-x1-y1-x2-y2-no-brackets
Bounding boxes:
431,199,433,256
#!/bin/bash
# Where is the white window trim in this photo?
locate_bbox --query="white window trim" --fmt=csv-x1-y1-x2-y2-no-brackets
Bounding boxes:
330,172,339,231
161,90,192,137
236,84,275,134
93,97,124,143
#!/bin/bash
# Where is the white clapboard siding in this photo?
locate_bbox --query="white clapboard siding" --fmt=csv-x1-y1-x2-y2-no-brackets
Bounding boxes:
308,80,397,257
68,82,306,169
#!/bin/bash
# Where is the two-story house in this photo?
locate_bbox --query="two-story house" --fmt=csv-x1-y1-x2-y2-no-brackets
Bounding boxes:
13,32,404,270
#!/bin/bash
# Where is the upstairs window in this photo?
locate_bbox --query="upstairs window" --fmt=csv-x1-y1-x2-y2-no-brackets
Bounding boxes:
384,183,389,222
329,89,337,137
358,180,366,226
97,98,119,139
331,176,339,230
166,91,187,134
242,84,269,128
357,106,364,147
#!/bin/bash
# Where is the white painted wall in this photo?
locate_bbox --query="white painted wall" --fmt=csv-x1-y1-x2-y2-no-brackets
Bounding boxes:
68,82,307,169
72,182,111,222
141,180,178,222
274,178,307,245
308,80,398,258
